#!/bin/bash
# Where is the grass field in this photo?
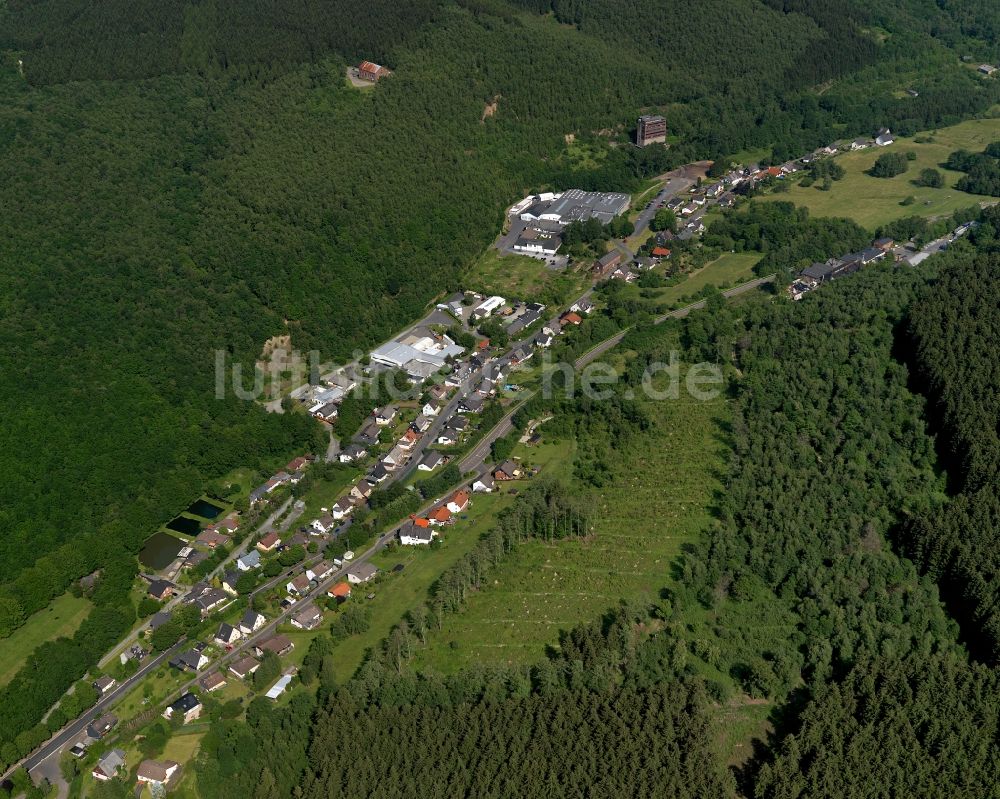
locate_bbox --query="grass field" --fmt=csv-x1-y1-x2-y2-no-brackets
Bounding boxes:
468,247,588,304
656,251,762,306
325,437,575,682
410,364,730,673
758,116,1000,229
0,592,92,687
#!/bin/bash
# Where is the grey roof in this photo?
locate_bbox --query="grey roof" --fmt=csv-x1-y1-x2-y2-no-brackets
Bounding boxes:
216,623,238,641
96,749,126,775
532,188,631,226
421,451,445,468
195,588,228,612
238,550,261,569
348,562,378,581
171,693,201,713
240,609,265,629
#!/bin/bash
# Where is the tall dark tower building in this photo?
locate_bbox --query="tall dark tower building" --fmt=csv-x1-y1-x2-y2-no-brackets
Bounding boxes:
636,114,667,146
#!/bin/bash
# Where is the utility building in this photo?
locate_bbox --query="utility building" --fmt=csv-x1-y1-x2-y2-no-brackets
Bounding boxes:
636,114,667,146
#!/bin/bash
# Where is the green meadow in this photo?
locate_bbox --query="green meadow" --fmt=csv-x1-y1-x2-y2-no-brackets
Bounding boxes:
759,116,1000,229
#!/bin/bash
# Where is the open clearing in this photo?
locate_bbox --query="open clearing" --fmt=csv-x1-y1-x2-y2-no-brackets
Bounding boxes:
758,116,1000,229
657,251,762,306
411,364,730,673
469,247,589,304
0,592,92,687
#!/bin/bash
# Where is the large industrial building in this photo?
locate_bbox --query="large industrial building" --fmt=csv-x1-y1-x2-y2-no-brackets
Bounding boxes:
515,189,631,227
370,329,465,379
636,114,667,146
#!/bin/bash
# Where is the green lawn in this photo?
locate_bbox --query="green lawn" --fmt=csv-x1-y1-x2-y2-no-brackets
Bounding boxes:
0,592,92,687
758,116,1000,229
655,251,762,307
468,247,589,304
410,364,730,673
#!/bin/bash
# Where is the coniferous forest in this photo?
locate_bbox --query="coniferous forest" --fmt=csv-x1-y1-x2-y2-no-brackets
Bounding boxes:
3,0,1000,794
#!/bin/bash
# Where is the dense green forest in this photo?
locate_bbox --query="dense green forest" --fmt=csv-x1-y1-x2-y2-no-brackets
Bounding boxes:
3,0,1000,776
902,227,1000,662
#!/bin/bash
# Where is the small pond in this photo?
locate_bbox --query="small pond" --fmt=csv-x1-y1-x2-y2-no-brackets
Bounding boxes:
166,516,202,537
139,532,186,570
186,498,226,519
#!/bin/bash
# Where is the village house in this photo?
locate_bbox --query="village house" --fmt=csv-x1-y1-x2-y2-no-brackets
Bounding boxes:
570,298,594,315
257,531,281,552
147,579,175,601
367,463,390,484
593,250,622,279
255,634,295,657
87,714,118,740
195,588,229,616
229,656,260,680
421,401,441,417
383,445,409,469
170,647,209,673
511,345,534,365
412,414,433,432
200,672,227,692
875,127,894,146
328,581,352,602
374,405,397,426
355,420,381,447
399,521,435,546
446,489,470,514
136,760,181,788
472,473,495,493
494,460,522,481
93,676,116,696
290,603,323,630
347,562,378,584
215,623,242,647
239,609,267,635
312,514,336,535
358,60,392,82
286,573,312,596
350,480,374,501
560,311,583,326
195,528,230,549
428,384,450,402
419,451,446,472
338,443,367,463
459,395,484,414
221,570,241,595
92,749,126,782
307,560,336,582
163,693,202,725
327,499,351,522
428,505,452,526
236,550,261,571
285,455,311,473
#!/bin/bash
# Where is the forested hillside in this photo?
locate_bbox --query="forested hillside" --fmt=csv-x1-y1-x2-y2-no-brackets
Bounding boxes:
5,0,995,636
902,222,1000,662
2,0,1000,761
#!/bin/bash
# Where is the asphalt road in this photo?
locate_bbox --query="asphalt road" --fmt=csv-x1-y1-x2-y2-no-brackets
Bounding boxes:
15,640,185,783
630,175,693,242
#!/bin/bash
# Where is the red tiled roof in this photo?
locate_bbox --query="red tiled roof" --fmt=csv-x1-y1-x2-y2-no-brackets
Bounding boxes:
413,517,430,528
328,582,352,598
560,312,583,325
652,246,671,257
429,506,452,523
